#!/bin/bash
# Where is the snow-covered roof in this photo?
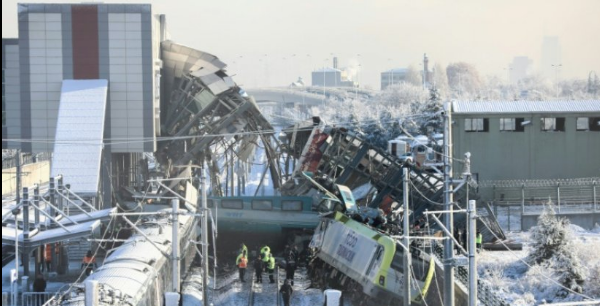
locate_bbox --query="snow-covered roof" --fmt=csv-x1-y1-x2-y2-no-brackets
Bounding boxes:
313,67,341,73
382,68,408,74
452,100,600,115
51,80,108,195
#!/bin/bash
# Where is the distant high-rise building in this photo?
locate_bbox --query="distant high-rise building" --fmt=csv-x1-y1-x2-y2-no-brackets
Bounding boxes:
509,56,533,84
541,36,561,79
380,68,408,90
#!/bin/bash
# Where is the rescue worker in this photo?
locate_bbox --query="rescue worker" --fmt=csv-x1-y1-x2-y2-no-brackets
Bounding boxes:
261,245,271,272
237,251,248,282
454,229,463,254
285,253,297,286
81,250,97,276
44,243,52,272
254,255,264,283
267,253,276,283
240,243,248,256
280,279,294,306
476,231,483,252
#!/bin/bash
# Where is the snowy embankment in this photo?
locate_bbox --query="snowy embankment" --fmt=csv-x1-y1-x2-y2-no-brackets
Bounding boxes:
478,224,600,305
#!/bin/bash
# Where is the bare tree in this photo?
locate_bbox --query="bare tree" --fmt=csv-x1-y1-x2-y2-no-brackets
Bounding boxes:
446,62,483,98
405,65,422,87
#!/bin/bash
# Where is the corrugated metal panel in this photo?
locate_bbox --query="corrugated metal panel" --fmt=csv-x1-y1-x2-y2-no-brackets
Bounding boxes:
51,80,108,195
452,100,600,114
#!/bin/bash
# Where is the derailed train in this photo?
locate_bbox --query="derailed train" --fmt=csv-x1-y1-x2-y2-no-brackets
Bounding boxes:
309,212,436,306
53,207,198,306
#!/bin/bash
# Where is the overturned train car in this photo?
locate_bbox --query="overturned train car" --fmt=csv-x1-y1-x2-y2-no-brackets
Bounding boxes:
310,212,436,306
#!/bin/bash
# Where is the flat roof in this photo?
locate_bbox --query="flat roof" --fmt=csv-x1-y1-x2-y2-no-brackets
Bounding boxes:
452,100,600,115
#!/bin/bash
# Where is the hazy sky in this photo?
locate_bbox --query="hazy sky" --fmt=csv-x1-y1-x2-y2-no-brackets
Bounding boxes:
3,0,600,89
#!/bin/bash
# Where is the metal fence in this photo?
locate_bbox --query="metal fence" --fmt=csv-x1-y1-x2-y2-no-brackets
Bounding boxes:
2,152,52,169
432,243,510,306
2,292,8,306
22,292,54,306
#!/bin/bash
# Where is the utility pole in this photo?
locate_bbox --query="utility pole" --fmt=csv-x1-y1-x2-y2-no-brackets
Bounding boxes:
468,200,478,306
172,199,180,293
403,167,411,306
443,101,455,306
201,164,209,306
16,150,21,205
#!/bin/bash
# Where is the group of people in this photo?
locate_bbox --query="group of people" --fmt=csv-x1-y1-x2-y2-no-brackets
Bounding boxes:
453,229,484,253
235,243,299,306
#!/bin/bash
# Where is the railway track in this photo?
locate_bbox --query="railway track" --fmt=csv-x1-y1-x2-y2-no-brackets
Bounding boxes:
2,245,15,268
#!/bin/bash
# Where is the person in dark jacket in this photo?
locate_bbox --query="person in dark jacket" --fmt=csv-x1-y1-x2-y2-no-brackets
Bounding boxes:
33,274,47,306
254,255,264,283
285,254,297,286
280,279,294,306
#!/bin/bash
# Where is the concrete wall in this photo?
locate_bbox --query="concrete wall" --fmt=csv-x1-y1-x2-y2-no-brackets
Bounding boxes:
522,211,600,230
2,161,50,196
453,112,600,181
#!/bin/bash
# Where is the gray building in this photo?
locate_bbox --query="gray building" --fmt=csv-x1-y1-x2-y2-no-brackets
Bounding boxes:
381,68,407,90
2,3,167,204
452,100,600,182
312,67,342,87
3,3,165,153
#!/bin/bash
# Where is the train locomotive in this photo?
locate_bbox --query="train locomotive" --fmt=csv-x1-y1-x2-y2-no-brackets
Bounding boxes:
53,207,198,306
309,212,436,306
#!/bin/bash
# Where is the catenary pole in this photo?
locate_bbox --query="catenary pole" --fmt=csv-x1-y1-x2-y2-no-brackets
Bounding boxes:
468,200,478,306
202,164,210,306
443,101,455,306
172,199,180,293
403,167,411,305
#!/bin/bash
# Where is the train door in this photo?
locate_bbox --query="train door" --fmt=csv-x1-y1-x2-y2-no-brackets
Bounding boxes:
366,246,384,282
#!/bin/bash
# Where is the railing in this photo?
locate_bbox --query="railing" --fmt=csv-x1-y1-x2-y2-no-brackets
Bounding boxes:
2,292,9,306
2,153,51,169
432,243,510,306
22,292,54,306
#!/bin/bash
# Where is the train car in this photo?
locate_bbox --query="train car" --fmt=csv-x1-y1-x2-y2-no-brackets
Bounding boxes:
55,207,198,306
309,212,435,306
208,195,320,252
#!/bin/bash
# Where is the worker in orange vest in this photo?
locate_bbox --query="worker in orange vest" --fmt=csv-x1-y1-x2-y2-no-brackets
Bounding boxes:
81,250,97,276
237,250,248,282
44,244,52,272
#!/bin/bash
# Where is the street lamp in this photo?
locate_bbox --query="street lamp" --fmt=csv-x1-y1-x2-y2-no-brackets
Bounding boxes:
504,65,513,85
552,64,562,98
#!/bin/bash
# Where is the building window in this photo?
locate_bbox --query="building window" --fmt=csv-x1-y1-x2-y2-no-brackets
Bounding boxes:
577,117,600,132
541,117,565,132
465,118,489,132
500,118,525,132
252,200,273,211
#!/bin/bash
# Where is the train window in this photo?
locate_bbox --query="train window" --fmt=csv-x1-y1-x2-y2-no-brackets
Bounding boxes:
282,200,303,211
390,250,405,273
252,200,273,211
222,200,243,209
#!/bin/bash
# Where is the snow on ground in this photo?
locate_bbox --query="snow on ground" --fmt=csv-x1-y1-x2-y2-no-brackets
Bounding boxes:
185,266,352,306
478,226,600,305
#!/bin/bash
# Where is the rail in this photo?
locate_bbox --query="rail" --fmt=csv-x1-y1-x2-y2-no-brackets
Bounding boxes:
432,243,510,306
248,273,255,306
